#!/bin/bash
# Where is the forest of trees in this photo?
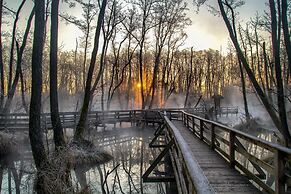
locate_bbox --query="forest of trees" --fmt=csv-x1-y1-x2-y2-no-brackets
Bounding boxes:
1,0,289,112
0,0,290,192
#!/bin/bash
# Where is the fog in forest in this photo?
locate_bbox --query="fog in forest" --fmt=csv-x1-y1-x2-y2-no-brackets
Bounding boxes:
0,0,291,193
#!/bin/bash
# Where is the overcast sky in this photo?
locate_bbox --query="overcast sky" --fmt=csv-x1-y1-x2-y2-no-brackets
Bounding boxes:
3,0,267,53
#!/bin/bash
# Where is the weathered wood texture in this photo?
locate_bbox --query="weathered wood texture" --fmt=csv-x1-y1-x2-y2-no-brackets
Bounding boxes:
180,111,291,194
173,120,261,194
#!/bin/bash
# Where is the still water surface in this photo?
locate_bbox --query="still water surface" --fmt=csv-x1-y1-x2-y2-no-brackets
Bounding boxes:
0,124,175,194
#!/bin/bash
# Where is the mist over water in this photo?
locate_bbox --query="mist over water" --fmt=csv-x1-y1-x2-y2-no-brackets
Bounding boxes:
0,125,176,194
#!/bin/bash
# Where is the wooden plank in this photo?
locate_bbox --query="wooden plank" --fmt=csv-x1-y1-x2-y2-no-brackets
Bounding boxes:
173,120,262,194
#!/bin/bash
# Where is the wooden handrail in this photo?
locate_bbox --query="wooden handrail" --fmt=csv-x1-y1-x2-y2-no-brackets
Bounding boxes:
164,116,215,194
182,111,291,155
180,110,291,194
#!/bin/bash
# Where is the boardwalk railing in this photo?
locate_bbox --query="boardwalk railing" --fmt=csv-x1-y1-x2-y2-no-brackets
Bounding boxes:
178,110,291,194
163,115,215,194
0,107,238,130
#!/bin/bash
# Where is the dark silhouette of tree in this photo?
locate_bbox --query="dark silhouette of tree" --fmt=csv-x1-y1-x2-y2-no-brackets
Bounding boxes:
61,0,97,90
7,0,27,93
29,0,47,171
0,0,4,110
50,0,66,148
184,48,193,108
282,0,291,78
132,0,156,109
74,0,108,141
148,0,190,108
216,0,291,146
2,7,34,114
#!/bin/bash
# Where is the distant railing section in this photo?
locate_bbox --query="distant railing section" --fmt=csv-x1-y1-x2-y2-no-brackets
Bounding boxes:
0,108,189,130
178,110,291,194
0,107,238,131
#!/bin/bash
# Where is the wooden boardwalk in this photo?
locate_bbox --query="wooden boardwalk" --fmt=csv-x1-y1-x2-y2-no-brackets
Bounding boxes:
173,120,261,194
3,108,291,194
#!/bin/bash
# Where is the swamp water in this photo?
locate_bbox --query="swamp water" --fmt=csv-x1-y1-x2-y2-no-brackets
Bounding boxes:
0,124,176,194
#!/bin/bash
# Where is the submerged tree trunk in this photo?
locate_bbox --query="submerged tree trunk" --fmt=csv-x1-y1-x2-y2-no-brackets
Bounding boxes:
29,0,47,170
74,0,107,141
50,0,65,148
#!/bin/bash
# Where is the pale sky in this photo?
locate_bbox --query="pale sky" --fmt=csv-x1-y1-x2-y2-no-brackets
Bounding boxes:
3,0,268,52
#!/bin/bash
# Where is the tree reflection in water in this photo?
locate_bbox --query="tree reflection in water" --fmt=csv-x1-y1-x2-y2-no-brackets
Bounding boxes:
0,124,176,194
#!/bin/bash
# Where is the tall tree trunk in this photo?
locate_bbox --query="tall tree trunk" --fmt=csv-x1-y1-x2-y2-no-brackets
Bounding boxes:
0,0,4,110
269,0,290,145
50,0,65,148
82,31,89,90
7,0,27,91
2,8,34,113
29,0,47,171
20,66,28,113
184,48,193,108
239,59,250,121
139,43,145,109
263,42,271,100
217,0,291,146
74,0,107,141
74,39,79,93
101,73,105,111
281,0,291,78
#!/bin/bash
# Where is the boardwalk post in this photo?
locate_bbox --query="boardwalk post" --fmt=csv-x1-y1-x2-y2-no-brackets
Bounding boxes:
275,149,285,194
182,112,185,125
74,112,77,127
211,123,215,150
186,115,189,128
192,117,195,134
15,114,17,126
229,131,235,168
200,120,203,140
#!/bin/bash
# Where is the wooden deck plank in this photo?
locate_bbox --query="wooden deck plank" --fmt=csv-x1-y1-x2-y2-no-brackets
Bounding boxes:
172,120,262,194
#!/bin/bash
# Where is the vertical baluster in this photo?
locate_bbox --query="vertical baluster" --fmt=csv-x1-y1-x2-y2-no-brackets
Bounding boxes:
229,131,235,168
15,115,17,127
192,116,195,134
199,120,203,140
182,112,185,125
74,112,77,127
275,150,285,194
211,123,215,150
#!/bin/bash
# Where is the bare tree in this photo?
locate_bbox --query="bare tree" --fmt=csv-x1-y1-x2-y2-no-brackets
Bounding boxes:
149,0,190,108
281,0,291,78
132,0,156,109
29,0,48,173
2,7,34,114
0,0,4,110
61,0,97,90
50,0,66,148
7,0,27,93
216,0,291,146
184,48,193,108
74,0,108,141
